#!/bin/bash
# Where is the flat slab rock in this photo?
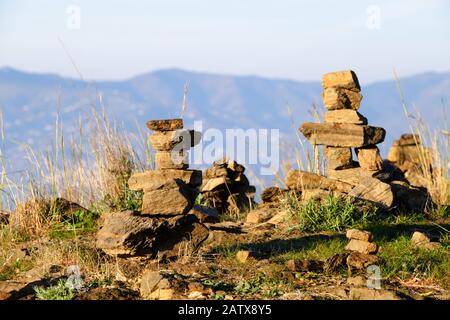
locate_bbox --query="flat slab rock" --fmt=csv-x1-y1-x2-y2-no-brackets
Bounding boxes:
322,70,361,91
285,170,353,193
327,166,378,186
346,229,373,242
324,110,367,125
300,123,386,147
128,169,201,191
146,119,183,131
149,130,201,151
345,239,378,254
348,176,394,208
96,211,208,257
346,251,379,270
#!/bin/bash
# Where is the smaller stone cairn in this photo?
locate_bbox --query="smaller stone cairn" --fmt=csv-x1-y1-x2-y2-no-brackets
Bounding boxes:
200,158,256,214
345,229,379,272
133,118,202,215
286,70,394,208
387,133,433,188
96,119,210,258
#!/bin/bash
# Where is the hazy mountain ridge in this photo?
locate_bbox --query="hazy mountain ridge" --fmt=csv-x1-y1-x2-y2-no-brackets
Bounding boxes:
1,67,449,176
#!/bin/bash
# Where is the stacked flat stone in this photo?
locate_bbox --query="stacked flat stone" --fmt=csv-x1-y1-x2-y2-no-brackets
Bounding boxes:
287,70,394,208
302,70,385,176
128,119,202,215
96,119,210,258
200,158,256,214
345,229,379,272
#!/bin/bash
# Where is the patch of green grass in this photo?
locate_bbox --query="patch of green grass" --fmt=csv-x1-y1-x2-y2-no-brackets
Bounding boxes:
50,209,99,239
272,237,347,263
378,236,450,285
282,193,379,233
216,243,242,260
92,188,143,214
429,205,450,220
0,259,35,281
34,279,74,300
195,193,207,206
85,276,113,289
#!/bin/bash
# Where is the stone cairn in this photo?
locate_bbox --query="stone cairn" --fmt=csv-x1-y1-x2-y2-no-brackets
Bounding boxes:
96,119,211,258
286,70,394,208
200,158,256,214
345,229,379,273
387,133,433,189
133,118,202,215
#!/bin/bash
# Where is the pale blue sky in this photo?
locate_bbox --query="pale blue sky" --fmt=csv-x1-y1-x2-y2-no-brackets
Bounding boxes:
1,0,449,83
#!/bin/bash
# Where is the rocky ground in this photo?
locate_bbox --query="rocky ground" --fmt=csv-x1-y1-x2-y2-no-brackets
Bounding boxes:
1,209,449,300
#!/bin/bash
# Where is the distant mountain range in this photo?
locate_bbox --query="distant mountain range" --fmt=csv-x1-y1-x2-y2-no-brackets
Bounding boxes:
1,66,449,184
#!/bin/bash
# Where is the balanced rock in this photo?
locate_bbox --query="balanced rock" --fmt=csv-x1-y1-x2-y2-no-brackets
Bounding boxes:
155,151,189,170
128,169,202,191
346,252,379,270
300,123,386,147
324,146,353,170
346,229,373,242
348,176,394,208
345,239,378,255
322,87,363,110
146,119,183,131
324,110,367,125
141,180,196,216
322,70,361,91
149,130,201,151
355,146,383,171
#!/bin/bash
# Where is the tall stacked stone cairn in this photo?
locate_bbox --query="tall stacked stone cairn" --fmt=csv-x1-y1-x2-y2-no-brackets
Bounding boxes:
286,70,394,208
96,119,210,258
200,158,256,214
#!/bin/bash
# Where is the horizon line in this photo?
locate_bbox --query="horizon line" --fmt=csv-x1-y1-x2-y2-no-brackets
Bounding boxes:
0,65,448,86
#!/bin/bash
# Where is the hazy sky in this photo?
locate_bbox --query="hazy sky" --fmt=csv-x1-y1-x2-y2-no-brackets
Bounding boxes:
1,0,449,83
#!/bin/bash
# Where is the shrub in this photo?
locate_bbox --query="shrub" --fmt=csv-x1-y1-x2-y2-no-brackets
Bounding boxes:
282,193,379,233
34,279,74,300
